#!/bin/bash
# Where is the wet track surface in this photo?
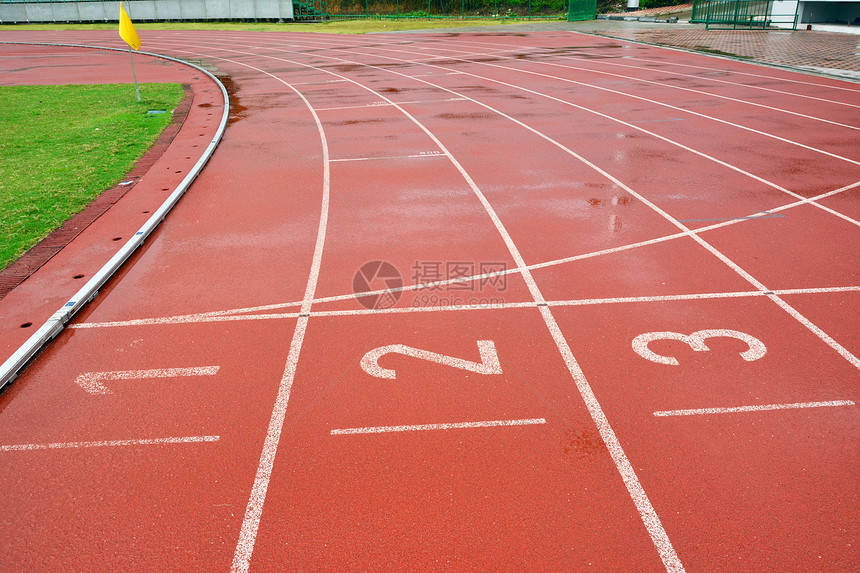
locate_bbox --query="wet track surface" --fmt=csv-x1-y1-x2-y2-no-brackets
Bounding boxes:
0,29,858,572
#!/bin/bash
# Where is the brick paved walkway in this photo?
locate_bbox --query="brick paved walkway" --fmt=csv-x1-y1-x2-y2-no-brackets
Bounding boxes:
406,20,860,81
565,21,860,80
583,26,860,76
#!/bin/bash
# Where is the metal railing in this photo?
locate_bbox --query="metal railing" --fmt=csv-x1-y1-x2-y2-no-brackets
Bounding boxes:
691,0,799,30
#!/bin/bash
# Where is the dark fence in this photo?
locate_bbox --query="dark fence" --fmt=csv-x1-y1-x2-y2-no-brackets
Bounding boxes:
690,0,799,29
304,0,572,20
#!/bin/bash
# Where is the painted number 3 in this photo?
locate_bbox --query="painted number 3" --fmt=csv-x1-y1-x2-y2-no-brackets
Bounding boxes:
632,329,766,366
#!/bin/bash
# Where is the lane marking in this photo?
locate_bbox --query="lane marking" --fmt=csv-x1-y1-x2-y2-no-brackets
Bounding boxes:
352,43,860,211
341,46,860,227
0,435,220,452
163,176,853,326
168,39,688,571
316,97,465,111
154,38,860,231
75,366,220,394
360,340,502,380
280,50,687,572
79,46,856,330
534,56,860,131
286,79,347,87
632,330,766,366
612,53,860,96
654,400,855,417
89,37,856,570
563,54,860,109
323,45,860,372
331,418,546,435
69,286,860,332
677,210,784,223
176,56,333,573
330,151,443,162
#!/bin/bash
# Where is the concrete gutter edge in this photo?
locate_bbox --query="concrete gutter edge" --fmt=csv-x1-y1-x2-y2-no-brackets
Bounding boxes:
0,42,230,391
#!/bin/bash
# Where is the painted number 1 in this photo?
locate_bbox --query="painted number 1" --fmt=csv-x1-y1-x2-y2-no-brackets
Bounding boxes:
632,329,766,366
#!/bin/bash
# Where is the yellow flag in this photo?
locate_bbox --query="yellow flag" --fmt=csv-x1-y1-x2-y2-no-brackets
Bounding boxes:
119,3,141,51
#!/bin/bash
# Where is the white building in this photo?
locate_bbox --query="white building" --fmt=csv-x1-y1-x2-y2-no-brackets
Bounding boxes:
771,0,860,26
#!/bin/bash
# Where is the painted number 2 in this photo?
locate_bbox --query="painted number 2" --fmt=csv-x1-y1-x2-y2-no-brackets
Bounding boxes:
361,340,502,380
632,329,766,366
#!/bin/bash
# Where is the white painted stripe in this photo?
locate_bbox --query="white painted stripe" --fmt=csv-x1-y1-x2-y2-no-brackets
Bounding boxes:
330,151,443,162
69,176,857,329
565,55,860,110
340,47,859,371
544,56,860,131
654,400,855,417
346,45,859,227
179,55,331,573
314,101,388,111
0,435,220,451
187,40,684,570
331,418,546,435
319,61,687,572
179,177,857,322
70,285,860,328
286,79,347,87
619,53,860,96
317,97,466,111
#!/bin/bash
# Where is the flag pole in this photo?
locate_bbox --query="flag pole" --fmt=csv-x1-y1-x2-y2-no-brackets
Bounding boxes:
128,47,141,103
119,2,142,102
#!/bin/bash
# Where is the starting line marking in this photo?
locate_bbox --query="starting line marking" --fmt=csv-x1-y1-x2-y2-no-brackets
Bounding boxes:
70,285,860,329
331,418,546,435
0,435,220,452
654,400,855,417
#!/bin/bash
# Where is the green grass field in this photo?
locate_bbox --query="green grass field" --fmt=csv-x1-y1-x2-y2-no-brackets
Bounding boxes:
0,18,536,34
0,83,184,270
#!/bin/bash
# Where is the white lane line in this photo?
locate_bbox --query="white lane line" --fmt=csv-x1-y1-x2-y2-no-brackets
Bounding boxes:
68,286,860,333
330,151,443,162
329,46,860,371
65,176,857,334
75,365,220,394
369,35,860,102
426,39,860,128
0,435,220,451
331,418,546,435
107,44,858,327
364,45,860,166
317,97,466,111
343,45,859,224
167,55,332,573
315,101,388,111
285,79,347,86
177,39,683,572
533,57,860,131
654,400,855,417
614,53,860,96
563,55,860,110
326,61,687,573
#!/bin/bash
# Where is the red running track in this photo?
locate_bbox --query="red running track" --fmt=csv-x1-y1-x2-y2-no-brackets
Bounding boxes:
0,29,858,572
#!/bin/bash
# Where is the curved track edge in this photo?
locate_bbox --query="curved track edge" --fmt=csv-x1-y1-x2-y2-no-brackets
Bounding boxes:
0,42,230,391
